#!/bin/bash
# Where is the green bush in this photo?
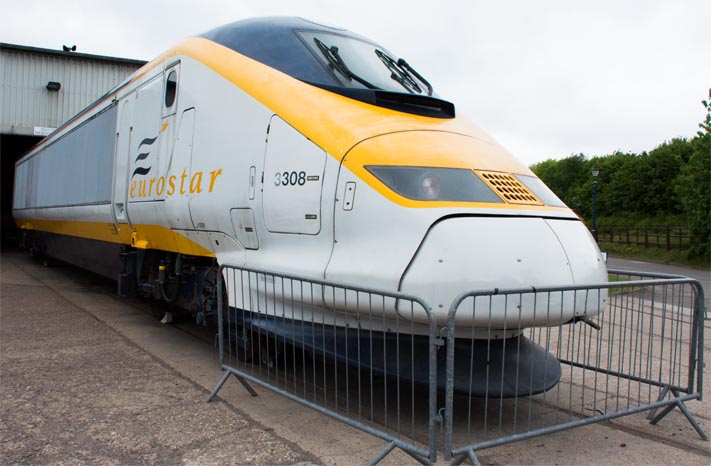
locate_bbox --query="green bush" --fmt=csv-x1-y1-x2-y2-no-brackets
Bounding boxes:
531,89,711,263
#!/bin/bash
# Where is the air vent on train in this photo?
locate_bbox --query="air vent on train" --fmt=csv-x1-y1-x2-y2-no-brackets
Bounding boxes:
476,171,543,205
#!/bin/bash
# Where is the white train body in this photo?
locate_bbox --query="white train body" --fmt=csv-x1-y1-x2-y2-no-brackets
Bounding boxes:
13,18,607,335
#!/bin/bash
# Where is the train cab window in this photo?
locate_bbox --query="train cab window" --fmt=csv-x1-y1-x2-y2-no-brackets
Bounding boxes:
164,70,178,108
298,31,430,95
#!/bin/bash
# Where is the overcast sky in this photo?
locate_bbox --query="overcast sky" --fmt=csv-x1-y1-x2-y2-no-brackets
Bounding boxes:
2,0,709,166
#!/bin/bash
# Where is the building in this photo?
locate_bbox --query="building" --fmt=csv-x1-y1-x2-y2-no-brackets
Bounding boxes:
0,43,146,242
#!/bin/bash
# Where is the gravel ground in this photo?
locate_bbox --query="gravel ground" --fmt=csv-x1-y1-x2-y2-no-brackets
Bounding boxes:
0,254,320,465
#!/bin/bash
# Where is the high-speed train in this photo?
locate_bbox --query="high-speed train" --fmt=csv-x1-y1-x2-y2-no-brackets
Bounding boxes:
13,17,607,394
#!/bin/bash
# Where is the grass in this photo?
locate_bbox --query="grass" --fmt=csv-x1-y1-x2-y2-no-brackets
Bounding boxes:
606,275,644,294
598,241,711,270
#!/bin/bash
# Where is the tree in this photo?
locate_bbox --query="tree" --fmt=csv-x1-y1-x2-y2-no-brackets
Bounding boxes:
675,89,711,260
598,151,641,215
531,154,588,211
638,142,685,215
529,91,710,261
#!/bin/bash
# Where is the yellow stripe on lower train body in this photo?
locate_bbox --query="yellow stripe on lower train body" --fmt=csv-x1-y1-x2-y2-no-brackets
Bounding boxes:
16,220,214,258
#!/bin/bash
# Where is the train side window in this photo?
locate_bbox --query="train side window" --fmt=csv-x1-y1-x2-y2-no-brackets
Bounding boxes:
165,70,178,108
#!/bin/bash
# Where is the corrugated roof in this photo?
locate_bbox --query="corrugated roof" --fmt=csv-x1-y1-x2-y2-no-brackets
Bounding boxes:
0,42,147,67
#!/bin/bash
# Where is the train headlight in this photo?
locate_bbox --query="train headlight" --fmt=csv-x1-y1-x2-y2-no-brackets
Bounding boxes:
366,166,503,203
420,174,441,199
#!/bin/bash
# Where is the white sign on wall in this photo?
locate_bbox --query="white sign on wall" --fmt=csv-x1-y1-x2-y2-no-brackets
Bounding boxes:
33,126,56,136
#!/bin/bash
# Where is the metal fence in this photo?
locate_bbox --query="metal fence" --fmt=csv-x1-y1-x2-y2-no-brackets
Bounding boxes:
443,270,707,465
206,265,439,464
207,265,707,465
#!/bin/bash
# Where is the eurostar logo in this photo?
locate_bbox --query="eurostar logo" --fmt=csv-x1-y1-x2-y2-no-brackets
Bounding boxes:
128,131,223,200
132,136,157,178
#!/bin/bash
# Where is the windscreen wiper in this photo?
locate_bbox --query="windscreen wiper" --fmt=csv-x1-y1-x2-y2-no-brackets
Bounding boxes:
314,38,377,89
397,58,433,96
375,49,422,95
374,50,434,96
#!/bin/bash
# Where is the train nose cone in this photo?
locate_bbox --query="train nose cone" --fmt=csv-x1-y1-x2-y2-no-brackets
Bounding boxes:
399,216,607,328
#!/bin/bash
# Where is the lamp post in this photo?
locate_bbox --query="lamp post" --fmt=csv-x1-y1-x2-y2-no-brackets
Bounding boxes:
591,167,599,240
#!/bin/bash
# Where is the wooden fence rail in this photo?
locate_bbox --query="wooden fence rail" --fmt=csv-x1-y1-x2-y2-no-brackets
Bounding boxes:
596,226,696,250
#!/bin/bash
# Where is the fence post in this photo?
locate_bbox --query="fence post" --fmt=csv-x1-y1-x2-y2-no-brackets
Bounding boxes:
218,268,224,367
688,281,705,394
666,226,671,251
644,228,649,248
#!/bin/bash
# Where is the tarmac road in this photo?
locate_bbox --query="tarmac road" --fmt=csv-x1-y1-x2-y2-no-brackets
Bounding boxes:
607,256,710,309
1,249,710,465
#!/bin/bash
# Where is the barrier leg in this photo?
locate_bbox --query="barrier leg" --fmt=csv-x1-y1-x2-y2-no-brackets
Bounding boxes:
233,372,258,397
675,400,709,440
366,442,396,466
400,448,432,466
367,441,430,466
648,389,708,440
206,369,259,403
205,370,231,403
646,386,670,420
467,449,483,466
650,398,709,440
451,449,481,466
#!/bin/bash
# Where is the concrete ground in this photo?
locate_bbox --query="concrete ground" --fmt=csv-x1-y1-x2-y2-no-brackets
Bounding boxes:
1,249,710,465
0,250,318,465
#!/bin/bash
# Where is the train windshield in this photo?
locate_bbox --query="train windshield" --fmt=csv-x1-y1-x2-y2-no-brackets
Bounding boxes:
298,31,431,95
200,18,452,117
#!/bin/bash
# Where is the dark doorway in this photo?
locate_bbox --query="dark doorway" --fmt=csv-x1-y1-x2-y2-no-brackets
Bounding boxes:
1,134,43,247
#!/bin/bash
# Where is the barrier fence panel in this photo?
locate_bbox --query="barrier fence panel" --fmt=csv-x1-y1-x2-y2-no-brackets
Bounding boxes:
443,274,707,465
206,265,439,465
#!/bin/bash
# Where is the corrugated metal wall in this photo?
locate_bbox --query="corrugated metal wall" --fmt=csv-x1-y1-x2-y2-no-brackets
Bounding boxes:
0,45,145,136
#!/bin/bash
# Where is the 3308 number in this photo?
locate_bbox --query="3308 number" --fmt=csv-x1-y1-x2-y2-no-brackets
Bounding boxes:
274,171,306,186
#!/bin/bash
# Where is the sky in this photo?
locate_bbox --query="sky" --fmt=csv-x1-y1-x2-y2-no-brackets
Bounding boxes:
2,0,709,166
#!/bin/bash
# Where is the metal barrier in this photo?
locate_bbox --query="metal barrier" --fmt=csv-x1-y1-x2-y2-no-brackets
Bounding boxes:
206,265,439,465
206,264,707,465
443,271,707,465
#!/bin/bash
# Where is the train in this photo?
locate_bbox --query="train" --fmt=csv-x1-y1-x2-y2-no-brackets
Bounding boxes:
13,17,607,395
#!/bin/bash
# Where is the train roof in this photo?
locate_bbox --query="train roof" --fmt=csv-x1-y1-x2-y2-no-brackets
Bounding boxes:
200,17,455,118
201,17,361,86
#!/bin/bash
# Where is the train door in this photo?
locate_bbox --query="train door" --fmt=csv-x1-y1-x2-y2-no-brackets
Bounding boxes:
157,63,180,199
164,108,196,230
127,74,163,204
113,99,133,228
262,116,326,235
